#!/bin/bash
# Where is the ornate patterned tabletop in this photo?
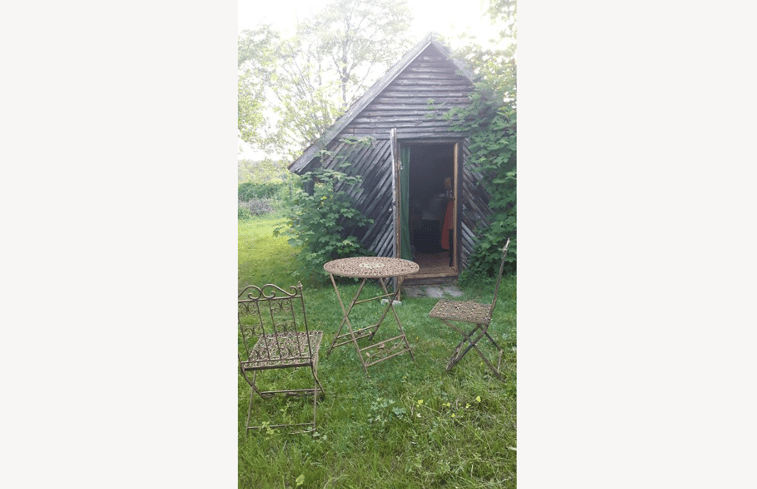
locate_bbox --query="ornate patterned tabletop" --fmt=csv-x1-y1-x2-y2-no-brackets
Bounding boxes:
323,256,419,279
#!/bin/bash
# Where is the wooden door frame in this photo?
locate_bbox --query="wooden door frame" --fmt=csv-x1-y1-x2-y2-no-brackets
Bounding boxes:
390,128,401,259
392,136,461,279
452,141,459,271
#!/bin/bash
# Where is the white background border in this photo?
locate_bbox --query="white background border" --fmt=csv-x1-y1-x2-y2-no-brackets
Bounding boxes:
2,0,756,487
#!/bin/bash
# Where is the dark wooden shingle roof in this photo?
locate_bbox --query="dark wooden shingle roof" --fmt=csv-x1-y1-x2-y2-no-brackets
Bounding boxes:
289,33,475,173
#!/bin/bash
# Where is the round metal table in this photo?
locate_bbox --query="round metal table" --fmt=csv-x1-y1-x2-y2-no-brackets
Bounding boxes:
323,257,419,374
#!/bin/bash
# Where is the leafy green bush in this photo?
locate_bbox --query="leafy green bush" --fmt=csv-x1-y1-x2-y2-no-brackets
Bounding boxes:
239,198,275,217
276,167,373,283
450,32,517,278
238,181,284,200
238,205,252,220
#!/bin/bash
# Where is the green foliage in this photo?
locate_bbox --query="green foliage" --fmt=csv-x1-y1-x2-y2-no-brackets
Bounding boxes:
238,206,252,221
238,0,414,160
449,2,518,278
276,167,374,284
239,158,295,186
238,198,275,217
238,181,282,200
303,0,414,107
238,159,298,212
486,0,517,40
238,24,279,145
462,94,517,277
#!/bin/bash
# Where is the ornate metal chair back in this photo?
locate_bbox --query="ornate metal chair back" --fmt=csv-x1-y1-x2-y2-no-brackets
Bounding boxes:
237,282,314,364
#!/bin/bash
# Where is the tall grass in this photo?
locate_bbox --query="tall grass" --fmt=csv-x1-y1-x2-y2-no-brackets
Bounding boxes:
238,212,300,289
239,214,517,488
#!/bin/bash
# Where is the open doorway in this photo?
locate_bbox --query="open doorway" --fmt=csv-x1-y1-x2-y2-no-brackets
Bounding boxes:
406,143,457,280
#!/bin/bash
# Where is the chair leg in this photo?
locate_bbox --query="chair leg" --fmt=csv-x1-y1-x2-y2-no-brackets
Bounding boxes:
483,330,505,373
243,365,325,434
244,370,263,434
445,323,486,372
249,370,268,398
310,363,325,430
311,376,317,430
446,341,465,371
312,364,325,398
444,322,506,381
471,344,505,381
245,388,255,433
469,332,505,381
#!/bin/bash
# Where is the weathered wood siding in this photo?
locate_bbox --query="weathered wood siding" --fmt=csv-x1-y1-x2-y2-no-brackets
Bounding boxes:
319,137,396,257
337,44,473,140
459,143,493,268
303,42,492,267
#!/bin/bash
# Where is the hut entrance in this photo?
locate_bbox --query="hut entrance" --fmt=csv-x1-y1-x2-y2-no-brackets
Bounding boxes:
404,142,458,280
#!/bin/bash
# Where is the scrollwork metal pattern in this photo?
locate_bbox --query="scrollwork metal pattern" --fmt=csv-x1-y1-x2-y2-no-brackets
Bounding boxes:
237,282,319,368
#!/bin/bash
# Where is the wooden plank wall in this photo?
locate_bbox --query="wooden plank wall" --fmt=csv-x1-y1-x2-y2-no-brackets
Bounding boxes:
459,143,493,268
319,138,396,257
317,44,492,265
339,44,473,139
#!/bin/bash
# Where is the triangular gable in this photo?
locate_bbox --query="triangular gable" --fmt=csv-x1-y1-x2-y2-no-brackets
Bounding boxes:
289,33,475,174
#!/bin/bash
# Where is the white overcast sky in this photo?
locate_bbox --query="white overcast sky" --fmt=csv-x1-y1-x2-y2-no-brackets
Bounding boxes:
238,0,501,47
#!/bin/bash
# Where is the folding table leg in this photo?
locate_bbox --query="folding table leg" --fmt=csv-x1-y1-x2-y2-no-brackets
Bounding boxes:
376,277,415,362
327,275,374,373
326,274,415,374
326,275,369,357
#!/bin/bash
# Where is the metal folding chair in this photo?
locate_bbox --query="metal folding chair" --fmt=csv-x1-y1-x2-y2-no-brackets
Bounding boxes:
238,282,325,433
429,238,511,381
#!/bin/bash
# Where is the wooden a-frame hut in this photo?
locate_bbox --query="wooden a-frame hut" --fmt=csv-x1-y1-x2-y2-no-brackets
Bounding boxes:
289,33,493,283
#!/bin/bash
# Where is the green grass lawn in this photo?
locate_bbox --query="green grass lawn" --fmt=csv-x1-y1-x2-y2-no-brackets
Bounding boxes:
238,214,517,488
238,212,300,289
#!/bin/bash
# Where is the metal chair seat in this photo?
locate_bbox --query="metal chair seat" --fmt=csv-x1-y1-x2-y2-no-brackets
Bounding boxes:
243,331,323,369
429,300,492,325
